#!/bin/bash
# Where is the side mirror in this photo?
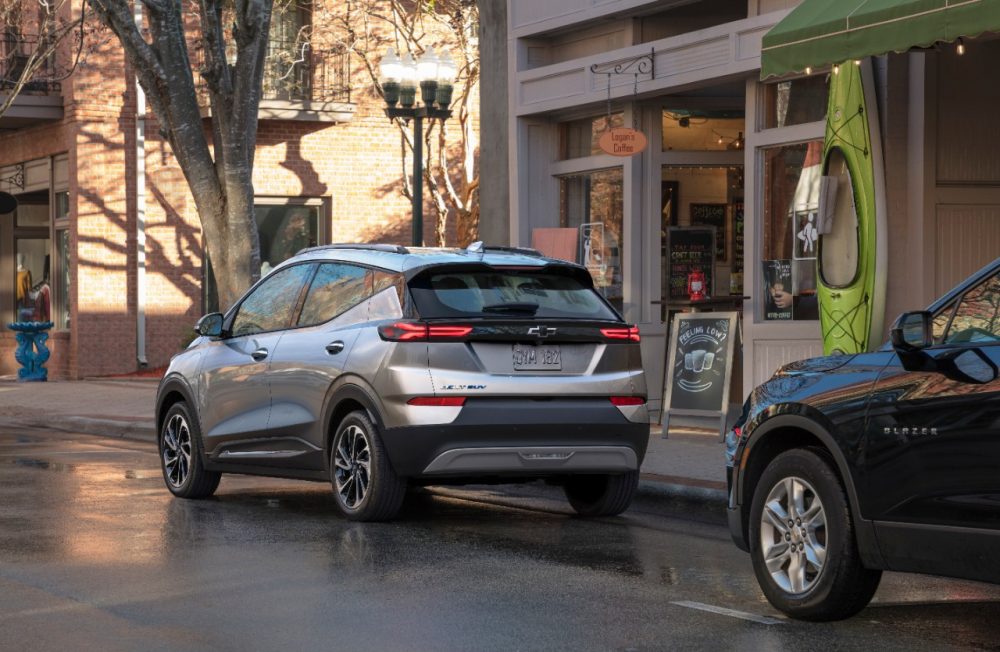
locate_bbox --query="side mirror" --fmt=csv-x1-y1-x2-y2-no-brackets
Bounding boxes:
891,311,932,351
195,312,225,338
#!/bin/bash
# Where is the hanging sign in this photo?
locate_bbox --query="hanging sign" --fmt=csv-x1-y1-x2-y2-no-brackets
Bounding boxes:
598,127,648,157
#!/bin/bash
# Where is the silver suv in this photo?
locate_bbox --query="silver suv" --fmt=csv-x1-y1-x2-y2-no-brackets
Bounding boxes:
155,244,649,521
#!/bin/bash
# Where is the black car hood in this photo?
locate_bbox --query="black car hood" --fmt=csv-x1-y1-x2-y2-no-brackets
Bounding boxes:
773,354,857,377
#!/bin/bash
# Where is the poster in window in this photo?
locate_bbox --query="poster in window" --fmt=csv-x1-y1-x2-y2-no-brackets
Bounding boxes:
763,259,793,320
794,210,819,260
731,201,744,295
690,203,727,263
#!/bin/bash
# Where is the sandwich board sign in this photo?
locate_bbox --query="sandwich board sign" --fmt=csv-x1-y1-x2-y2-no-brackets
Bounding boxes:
661,311,739,439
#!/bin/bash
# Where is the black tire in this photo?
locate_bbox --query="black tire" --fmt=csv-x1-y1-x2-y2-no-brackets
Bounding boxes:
748,448,881,621
329,410,406,522
159,401,221,499
564,471,638,516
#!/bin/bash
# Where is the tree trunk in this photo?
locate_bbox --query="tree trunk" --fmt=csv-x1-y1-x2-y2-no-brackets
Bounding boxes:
90,0,271,311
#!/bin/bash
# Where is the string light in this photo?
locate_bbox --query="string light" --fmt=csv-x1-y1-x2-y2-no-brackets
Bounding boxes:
833,64,840,74
805,66,812,75
957,38,966,55
854,59,861,66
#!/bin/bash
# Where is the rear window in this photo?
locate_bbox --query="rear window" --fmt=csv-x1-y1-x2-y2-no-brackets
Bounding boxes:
409,270,619,320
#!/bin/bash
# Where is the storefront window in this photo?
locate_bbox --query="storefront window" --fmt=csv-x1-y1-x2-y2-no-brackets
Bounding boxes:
662,110,744,151
762,75,828,129
761,141,823,321
560,113,624,160
15,237,51,322
559,168,624,313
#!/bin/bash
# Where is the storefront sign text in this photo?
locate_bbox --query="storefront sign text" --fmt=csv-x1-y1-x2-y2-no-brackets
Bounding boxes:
598,128,648,157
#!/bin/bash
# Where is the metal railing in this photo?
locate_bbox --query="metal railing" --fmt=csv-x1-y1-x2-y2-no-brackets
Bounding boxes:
0,31,61,93
192,38,351,104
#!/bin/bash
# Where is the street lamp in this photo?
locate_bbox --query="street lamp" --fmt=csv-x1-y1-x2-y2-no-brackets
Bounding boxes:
380,47,455,247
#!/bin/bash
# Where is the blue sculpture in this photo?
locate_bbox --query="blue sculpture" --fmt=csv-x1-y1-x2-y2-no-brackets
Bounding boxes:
7,321,54,382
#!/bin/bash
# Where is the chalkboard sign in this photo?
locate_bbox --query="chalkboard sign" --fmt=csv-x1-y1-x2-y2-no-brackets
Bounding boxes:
661,312,739,438
667,227,714,300
690,203,727,262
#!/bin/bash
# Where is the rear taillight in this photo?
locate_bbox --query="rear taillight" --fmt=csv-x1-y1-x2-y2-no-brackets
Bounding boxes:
601,325,641,342
610,396,646,406
407,397,467,407
378,321,472,341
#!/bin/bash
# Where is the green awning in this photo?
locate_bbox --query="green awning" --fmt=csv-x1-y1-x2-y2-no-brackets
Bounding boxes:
761,0,1000,79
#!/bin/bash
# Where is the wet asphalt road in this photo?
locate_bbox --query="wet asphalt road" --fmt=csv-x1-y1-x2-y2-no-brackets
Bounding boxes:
2,430,1000,651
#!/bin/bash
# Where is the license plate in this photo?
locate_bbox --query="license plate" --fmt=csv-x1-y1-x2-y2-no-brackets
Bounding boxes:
513,344,561,371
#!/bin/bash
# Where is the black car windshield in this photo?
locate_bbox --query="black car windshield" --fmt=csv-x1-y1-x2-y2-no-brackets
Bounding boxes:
409,270,618,320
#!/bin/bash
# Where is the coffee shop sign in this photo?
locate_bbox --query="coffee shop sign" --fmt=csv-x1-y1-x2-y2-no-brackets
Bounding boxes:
598,127,648,157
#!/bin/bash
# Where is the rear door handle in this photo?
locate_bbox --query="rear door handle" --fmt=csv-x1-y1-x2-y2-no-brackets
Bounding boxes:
326,341,345,355
251,348,269,361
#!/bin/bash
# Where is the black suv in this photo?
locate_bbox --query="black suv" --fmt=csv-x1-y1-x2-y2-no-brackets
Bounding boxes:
727,258,1000,621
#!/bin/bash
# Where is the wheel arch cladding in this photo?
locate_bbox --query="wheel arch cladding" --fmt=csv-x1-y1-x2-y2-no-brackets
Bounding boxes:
324,385,385,457
740,416,885,569
156,381,194,436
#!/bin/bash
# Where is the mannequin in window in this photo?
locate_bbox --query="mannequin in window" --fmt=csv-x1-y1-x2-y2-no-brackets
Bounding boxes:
16,253,32,320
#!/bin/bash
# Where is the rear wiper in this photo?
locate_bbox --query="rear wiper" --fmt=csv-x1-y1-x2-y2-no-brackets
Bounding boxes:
482,302,539,314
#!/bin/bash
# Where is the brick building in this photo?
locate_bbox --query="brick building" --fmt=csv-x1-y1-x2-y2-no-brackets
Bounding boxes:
0,4,479,379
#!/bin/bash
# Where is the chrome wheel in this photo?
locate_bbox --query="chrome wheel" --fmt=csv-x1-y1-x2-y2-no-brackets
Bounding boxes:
162,413,192,489
334,424,371,510
760,476,827,595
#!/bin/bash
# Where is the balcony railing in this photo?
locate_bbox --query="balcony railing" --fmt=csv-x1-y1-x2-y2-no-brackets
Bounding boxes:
1,31,61,94
192,39,351,105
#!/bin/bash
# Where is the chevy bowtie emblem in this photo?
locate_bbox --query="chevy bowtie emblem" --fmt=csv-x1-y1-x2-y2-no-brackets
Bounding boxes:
527,326,557,338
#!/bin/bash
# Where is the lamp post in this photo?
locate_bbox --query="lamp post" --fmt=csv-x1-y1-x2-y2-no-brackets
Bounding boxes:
380,47,456,247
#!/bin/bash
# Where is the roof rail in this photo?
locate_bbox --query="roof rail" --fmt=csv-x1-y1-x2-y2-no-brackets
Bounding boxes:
481,245,544,257
296,243,411,256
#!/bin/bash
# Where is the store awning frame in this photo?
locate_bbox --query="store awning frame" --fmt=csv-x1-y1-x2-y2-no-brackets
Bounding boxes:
761,0,1000,79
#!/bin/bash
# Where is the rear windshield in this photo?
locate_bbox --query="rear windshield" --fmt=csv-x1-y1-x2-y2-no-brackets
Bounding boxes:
409,270,619,320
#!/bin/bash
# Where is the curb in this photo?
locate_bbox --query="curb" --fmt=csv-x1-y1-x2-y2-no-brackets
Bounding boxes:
2,416,157,443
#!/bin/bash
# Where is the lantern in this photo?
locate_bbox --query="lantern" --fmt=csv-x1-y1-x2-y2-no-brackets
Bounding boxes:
687,268,707,301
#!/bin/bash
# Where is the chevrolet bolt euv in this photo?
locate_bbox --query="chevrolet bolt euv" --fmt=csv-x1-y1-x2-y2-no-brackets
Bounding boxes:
156,244,648,521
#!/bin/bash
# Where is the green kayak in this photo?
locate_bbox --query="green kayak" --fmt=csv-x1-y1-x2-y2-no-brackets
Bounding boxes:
818,59,887,355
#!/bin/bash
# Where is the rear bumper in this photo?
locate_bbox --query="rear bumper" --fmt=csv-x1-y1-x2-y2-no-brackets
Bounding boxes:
380,398,649,478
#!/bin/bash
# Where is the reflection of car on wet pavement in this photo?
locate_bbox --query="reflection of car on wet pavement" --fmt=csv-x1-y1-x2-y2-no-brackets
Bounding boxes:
156,243,649,521
727,257,1000,620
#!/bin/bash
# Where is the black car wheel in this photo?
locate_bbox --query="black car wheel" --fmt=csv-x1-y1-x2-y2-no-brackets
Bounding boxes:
330,410,406,522
564,471,638,516
749,448,881,621
159,401,221,499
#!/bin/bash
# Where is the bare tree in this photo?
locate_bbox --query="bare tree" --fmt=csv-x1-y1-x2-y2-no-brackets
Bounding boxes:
88,0,273,309
331,0,479,247
0,0,86,119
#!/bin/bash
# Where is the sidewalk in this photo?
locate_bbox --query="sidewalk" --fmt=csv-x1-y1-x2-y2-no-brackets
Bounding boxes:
0,379,727,500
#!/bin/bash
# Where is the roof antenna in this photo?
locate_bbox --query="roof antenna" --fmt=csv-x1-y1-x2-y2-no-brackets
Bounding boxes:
466,241,484,253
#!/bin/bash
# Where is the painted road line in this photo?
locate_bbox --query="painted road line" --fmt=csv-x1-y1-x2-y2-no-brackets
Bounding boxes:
671,601,785,625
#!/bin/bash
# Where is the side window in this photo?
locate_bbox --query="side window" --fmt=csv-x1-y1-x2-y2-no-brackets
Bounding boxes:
943,272,1000,344
373,270,405,303
297,263,371,327
231,264,314,337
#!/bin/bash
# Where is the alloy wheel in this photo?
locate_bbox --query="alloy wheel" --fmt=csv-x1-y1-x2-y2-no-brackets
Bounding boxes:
759,476,828,594
334,424,372,509
162,413,193,489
